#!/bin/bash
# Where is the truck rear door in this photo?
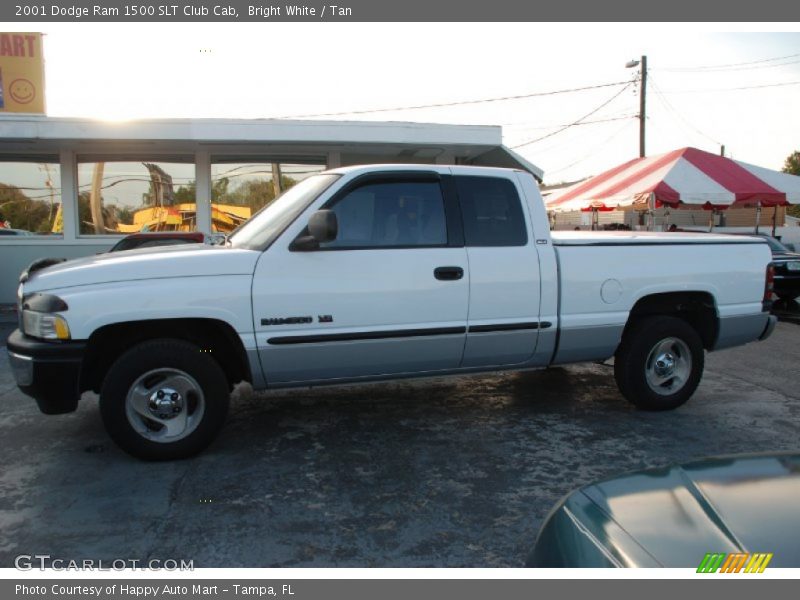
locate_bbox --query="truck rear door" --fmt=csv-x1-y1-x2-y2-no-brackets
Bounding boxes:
454,174,543,367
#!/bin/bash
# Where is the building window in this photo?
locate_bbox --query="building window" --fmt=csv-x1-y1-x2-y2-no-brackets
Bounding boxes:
210,161,325,233
0,159,62,236
76,160,195,235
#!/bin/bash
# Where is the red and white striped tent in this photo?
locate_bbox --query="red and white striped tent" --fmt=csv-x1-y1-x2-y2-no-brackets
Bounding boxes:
546,147,800,213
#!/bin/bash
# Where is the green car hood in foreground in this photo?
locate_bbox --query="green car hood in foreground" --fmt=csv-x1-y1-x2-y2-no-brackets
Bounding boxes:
528,453,800,568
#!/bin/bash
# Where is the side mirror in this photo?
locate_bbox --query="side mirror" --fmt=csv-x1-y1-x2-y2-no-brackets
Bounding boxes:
290,209,338,251
308,209,337,243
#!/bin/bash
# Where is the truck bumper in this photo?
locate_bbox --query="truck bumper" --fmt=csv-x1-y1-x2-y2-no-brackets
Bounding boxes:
6,329,86,415
758,315,778,341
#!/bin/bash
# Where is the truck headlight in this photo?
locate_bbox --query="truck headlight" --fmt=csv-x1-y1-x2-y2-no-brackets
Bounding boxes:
19,293,71,340
21,310,71,340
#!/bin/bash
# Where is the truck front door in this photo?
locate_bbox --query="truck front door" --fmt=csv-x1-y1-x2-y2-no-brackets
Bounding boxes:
252,172,469,384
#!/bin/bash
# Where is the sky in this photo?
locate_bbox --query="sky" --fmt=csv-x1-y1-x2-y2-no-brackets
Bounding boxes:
5,22,800,184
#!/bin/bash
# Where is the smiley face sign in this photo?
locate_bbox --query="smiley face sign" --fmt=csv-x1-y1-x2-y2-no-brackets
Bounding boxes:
9,78,35,104
0,32,45,113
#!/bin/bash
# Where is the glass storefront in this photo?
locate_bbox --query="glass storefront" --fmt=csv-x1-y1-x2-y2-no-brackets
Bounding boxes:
0,159,62,236
209,162,325,232
76,160,195,235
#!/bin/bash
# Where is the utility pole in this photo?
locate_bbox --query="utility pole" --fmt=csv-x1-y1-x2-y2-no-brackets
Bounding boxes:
271,163,283,199
626,55,647,158
90,162,105,234
639,55,647,158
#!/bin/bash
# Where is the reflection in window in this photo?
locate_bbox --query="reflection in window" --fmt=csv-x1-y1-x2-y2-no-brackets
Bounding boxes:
210,162,325,233
322,181,447,249
76,160,195,235
0,160,62,236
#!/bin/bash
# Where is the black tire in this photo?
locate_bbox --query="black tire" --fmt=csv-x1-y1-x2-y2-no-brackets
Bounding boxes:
100,338,230,460
614,316,704,411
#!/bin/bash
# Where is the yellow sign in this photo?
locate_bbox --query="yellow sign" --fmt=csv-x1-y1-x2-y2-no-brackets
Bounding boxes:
0,32,45,114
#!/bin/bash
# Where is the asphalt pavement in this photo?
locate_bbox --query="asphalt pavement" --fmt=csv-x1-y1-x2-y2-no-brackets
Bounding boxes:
0,318,798,567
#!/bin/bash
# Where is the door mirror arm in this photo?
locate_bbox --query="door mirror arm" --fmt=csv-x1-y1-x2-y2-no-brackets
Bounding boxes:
289,235,320,252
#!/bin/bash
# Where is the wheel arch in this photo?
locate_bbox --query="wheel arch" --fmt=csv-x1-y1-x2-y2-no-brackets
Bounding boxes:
624,291,718,350
80,318,252,394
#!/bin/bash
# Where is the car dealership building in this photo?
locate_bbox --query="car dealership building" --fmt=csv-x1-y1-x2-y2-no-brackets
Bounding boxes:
0,115,541,304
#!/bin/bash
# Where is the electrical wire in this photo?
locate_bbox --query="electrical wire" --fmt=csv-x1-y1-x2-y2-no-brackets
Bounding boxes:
544,120,637,178
659,80,800,93
510,82,633,149
503,114,637,134
657,52,800,72
275,81,632,119
499,106,636,127
649,76,722,146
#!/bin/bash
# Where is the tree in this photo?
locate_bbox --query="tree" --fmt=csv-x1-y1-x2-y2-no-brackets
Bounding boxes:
783,151,800,217
174,182,197,204
77,191,95,234
214,175,298,210
0,183,52,232
76,191,116,234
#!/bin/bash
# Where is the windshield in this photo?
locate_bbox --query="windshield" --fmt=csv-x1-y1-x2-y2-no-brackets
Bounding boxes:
229,173,340,250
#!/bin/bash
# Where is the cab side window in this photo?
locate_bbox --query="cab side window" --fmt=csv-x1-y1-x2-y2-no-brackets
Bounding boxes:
455,176,527,247
321,180,447,249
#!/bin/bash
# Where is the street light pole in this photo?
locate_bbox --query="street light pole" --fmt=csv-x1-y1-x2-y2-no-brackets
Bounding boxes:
626,55,647,158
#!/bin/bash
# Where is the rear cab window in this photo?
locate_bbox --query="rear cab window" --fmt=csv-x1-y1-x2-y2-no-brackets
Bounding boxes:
454,176,527,247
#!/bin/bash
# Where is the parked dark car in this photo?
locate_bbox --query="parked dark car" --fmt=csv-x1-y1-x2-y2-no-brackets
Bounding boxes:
756,234,800,302
108,231,206,252
527,452,800,568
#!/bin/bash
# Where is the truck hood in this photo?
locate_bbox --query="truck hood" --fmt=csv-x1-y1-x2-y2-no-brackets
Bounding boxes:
22,244,261,293
531,453,800,567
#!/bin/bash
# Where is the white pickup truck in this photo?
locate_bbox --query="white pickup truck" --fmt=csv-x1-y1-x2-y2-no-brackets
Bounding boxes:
7,165,777,460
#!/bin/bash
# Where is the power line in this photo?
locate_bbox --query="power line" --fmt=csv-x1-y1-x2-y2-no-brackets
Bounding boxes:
276,81,632,119
658,52,800,72
649,76,721,146
504,114,637,134
500,107,635,127
511,82,633,149
708,58,800,72
545,119,636,178
659,80,800,93
657,58,800,74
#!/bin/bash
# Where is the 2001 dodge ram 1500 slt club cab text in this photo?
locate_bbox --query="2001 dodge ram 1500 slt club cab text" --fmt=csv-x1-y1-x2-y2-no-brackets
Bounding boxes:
7,165,778,460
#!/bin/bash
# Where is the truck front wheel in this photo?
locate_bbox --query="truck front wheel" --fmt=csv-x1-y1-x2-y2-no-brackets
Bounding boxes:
614,316,704,411
99,339,230,460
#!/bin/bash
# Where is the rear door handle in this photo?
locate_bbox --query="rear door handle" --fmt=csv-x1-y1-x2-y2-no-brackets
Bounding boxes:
434,266,464,281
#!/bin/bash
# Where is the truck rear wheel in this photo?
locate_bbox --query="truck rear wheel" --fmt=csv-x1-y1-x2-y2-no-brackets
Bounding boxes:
614,316,704,411
100,339,229,460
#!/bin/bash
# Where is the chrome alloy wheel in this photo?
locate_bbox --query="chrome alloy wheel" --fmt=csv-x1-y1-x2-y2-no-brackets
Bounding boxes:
125,368,205,442
645,337,692,396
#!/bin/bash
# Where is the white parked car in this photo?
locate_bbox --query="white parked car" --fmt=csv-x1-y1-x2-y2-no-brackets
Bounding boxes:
7,165,777,460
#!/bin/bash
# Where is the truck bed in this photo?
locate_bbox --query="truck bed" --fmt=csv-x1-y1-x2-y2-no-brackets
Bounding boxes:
549,230,772,365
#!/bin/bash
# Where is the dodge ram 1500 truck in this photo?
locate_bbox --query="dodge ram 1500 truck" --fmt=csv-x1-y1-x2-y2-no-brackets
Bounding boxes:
7,165,778,460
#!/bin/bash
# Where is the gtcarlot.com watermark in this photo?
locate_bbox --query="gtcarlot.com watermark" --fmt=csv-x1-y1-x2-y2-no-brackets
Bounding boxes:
15,554,194,571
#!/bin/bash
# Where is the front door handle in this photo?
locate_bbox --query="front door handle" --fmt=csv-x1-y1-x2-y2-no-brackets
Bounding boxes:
434,266,464,281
